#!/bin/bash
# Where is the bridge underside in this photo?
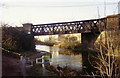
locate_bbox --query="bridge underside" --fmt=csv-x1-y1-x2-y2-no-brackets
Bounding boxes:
81,32,100,49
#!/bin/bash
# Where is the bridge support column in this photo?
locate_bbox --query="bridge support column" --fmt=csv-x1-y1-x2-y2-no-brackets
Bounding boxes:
81,32,100,49
81,32,100,72
23,23,35,51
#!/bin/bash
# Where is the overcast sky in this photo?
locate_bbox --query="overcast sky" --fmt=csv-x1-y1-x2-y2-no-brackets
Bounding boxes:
0,0,120,26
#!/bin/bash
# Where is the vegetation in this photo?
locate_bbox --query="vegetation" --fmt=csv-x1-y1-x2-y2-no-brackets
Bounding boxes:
55,35,82,52
35,39,55,46
89,35,120,78
2,24,35,52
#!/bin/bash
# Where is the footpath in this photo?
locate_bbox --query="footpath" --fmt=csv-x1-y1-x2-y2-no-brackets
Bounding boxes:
2,54,22,76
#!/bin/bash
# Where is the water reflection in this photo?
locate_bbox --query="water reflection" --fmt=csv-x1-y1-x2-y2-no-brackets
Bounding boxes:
36,45,82,71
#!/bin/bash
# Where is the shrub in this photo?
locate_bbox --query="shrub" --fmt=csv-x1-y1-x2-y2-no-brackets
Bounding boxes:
2,25,35,52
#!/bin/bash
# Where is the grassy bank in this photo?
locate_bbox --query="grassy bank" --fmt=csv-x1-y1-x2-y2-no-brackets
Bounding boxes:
35,40,55,46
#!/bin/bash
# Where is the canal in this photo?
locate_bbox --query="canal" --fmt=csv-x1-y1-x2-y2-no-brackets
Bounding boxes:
35,45,83,71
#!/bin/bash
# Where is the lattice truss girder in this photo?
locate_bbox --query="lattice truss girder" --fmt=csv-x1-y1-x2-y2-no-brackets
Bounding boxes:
32,18,106,35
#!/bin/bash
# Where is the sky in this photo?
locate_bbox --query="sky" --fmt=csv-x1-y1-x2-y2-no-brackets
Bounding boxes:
0,0,120,26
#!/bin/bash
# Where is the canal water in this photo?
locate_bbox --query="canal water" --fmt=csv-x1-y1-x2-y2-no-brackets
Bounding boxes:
36,45,83,71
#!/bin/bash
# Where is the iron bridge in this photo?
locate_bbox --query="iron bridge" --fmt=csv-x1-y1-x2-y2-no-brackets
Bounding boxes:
32,18,106,36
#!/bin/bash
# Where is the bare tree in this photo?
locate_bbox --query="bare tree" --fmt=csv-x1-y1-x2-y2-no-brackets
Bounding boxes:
88,15,120,78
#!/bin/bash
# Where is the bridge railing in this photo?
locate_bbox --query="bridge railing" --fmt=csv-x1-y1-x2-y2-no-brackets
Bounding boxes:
32,18,106,36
